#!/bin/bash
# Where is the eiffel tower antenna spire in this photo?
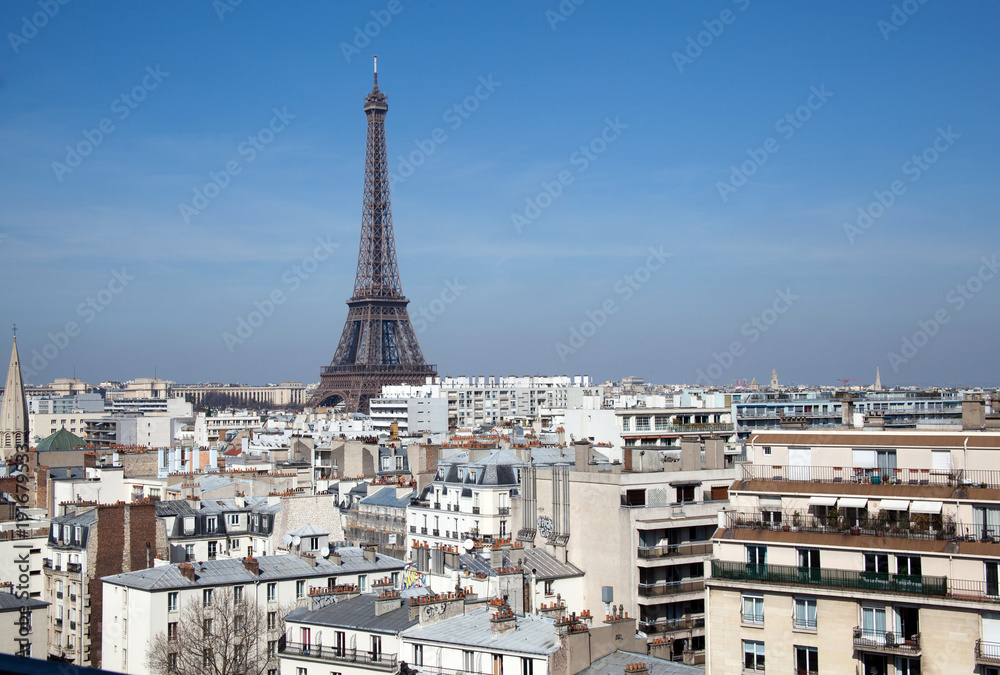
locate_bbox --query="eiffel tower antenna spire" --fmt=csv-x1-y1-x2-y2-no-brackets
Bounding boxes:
309,61,436,414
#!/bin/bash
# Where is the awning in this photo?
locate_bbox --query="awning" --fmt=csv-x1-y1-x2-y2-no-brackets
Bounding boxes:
808,496,838,507
837,497,868,509
910,500,944,514
759,496,783,509
878,499,910,511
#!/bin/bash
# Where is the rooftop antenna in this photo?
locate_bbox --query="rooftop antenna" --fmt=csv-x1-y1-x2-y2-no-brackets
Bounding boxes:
373,54,378,87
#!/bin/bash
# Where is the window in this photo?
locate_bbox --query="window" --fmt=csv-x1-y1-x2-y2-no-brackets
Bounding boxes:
793,598,817,630
746,545,766,567
975,506,1000,541
296,669,307,675
208,541,218,559
296,580,306,598
544,580,554,596
309,537,319,551
267,583,277,601
184,545,194,562
622,418,630,432
864,552,888,575
763,446,771,455
359,575,367,592
493,654,504,675
676,485,695,503
760,510,782,527
370,635,382,662
741,595,764,624
743,640,765,671
234,586,243,604
636,416,650,431
861,606,887,644
203,588,213,607
464,650,475,673
168,653,178,672
268,611,277,630
228,514,240,526
896,657,920,675
268,640,276,657
795,646,819,675
413,644,424,666
521,658,534,675
167,622,177,641
183,517,195,534
168,592,178,612
207,517,217,533
897,555,921,577
203,618,213,637
989,561,1000,597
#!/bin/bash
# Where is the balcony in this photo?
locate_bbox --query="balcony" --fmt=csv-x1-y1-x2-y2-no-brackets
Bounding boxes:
433,503,441,510
853,627,921,656
472,506,480,515
498,506,510,516
638,542,713,559
639,614,705,634
420,527,427,535
67,562,81,573
409,526,416,533
638,579,704,597
42,559,52,570
976,639,1000,665
712,561,948,598
432,530,439,536
278,641,397,670
723,510,969,544
740,463,1000,489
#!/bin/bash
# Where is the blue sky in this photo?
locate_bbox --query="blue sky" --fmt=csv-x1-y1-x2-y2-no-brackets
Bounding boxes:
1,1,998,388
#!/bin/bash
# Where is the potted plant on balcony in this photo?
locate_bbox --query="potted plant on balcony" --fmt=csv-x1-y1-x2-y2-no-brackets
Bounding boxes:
791,511,802,532
825,507,841,531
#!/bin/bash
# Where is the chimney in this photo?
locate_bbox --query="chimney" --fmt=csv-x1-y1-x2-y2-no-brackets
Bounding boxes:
497,567,524,615
301,553,319,567
410,590,468,623
178,563,196,582
375,589,403,616
646,637,671,660
242,557,260,576
624,663,648,675
490,546,505,569
490,603,517,636
328,548,342,565
361,543,377,563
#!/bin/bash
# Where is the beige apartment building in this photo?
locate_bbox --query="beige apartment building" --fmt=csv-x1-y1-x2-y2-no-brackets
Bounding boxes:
706,429,1000,675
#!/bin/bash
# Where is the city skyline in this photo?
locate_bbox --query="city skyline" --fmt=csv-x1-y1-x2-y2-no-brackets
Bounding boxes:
2,2,999,387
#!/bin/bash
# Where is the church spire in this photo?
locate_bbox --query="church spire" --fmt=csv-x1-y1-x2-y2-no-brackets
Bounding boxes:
874,367,882,391
1,331,29,458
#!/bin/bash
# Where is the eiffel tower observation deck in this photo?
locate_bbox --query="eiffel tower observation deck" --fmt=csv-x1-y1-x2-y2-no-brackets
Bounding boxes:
309,58,436,414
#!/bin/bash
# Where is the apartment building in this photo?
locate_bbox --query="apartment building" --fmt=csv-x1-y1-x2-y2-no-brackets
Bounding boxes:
101,547,407,675
0,588,48,658
156,497,281,563
706,428,1000,675
518,440,736,665
407,449,521,551
43,502,167,668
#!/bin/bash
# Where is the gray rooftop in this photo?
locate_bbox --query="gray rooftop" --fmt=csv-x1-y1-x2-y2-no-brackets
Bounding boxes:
102,548,407,591
402,608,559,656
576,650,705,675
0,592,48,611
285,592,419,635
360,488,413,509
155,496,279,517
459,549,583,581
51,509,99,528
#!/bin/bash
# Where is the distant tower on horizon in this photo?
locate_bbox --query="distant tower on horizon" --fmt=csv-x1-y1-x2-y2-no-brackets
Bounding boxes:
0,330,29,459
308,58,436,414
874,367,882,391
770,369,779,389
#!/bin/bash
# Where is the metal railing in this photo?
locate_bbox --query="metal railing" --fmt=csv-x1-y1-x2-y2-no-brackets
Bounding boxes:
712,561,948,597
723,510,966,543
278,641,397,669
638,579,704,597
741,463,1000,489
976,639,1000,664
639,615,705,633
498,507,510,516
852,627,920,654
638,542,713,559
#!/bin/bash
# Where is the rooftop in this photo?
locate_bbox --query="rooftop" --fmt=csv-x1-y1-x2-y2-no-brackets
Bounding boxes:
402,607,559,655
285,591,420,635
576,650,706,675
102,548,406,591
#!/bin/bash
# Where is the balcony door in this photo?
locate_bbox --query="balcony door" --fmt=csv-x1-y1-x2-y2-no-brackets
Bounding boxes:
862,606,887,645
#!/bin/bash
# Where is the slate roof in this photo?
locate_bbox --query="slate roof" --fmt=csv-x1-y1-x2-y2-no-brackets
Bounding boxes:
458,548,583,581
288,523,328,537
51,509,99,528
284,592,419,635
576,650,705,675
360,489,413,509
402,608,559,655
155,496,278,517
0,592,48,611
102,548,407,591
35,428,87,452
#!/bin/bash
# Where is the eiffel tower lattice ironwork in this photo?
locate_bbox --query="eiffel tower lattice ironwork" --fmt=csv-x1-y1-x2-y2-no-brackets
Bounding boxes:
309,59,436,414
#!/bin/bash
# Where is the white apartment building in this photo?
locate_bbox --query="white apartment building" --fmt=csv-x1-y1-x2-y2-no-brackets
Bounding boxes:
707,428,1000,675
369,396,448,437
102,547,408,675
379,375,596,429
194,410,266,446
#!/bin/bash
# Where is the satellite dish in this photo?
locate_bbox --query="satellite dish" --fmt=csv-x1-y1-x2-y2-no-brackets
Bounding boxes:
463,538,475,551
320,546,330,558
291,535,301,547
282,534,293,546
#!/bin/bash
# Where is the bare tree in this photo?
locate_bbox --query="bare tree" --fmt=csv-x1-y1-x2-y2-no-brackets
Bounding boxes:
146,587,293,675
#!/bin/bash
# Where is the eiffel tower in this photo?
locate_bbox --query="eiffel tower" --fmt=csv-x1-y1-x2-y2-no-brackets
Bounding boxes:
309,59,436,414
